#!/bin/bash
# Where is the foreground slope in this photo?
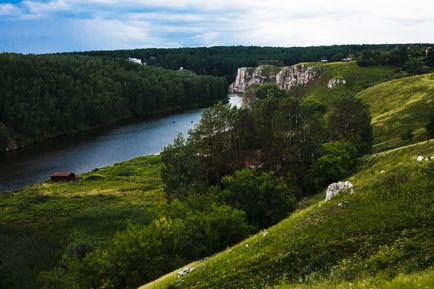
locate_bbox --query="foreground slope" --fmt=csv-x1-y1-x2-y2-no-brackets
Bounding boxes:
141,140,434,289
357,73,434,152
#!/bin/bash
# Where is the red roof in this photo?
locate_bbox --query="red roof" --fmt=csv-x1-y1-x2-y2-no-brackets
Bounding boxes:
52,172,74,177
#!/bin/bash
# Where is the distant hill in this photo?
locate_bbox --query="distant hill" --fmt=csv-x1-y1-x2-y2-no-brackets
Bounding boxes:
357,73,434,152
75,44,430,82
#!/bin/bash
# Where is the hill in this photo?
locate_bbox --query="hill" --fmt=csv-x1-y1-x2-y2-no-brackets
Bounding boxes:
75,44,430,81
141,139,434,289
0,156,164,289
357,73,434,152
228,61,405,105
302,61,406,104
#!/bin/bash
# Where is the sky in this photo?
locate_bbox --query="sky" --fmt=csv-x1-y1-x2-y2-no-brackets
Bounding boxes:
0,0,433,53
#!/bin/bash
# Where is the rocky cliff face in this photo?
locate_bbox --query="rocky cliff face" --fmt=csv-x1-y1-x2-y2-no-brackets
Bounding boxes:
229,64,319,93
229,67,255,93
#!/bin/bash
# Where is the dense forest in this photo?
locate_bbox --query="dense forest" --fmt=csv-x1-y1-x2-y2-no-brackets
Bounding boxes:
0,54,228,152
76,44,433,81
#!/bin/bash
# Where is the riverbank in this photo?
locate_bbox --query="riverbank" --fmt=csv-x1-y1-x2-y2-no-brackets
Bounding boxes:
0,95,242,193
0,155,165,289
1,102,216,154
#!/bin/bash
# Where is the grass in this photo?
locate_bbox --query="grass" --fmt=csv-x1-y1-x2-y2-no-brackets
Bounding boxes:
275,268,434,289
0,155,165,289
357,72,434,152
142,140,434,289
300,61,406,105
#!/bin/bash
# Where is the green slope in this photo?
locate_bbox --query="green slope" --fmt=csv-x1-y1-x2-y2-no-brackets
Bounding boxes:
277,269,434,289
301,61,406,105
357,73,434,152
0,156,164,289
141,140,434,289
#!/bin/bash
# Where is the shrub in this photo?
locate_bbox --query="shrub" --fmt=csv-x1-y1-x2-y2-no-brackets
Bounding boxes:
221,169,296,228
310,141,358,189
62,203,250,289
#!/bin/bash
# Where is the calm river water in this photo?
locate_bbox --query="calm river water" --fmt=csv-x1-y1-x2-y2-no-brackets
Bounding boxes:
0,94,243,192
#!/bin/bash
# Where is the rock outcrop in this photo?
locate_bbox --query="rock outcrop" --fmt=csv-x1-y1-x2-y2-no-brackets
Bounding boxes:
327,78,346,88
229,64,318,93
325,181,354,201
276,65,319,90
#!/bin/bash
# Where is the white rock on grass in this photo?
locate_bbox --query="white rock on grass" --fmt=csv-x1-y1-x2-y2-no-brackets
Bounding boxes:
325,181,354,201
327,78,346,88
417,155,432,162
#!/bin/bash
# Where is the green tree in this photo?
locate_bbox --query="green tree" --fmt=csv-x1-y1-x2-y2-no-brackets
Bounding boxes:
189,102,243,185
327,96,373,154
255,83,286,99
310,141,358,189
221,168,296,228
426,47,434,67
161,133,207,199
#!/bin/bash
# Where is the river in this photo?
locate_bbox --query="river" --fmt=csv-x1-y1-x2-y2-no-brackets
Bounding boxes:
0,94,243,192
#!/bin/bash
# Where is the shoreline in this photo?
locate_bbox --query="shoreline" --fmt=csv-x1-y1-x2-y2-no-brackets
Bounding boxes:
1,101,222,155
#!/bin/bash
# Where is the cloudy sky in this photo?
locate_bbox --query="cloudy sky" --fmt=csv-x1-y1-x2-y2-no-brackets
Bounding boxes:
0,0,433,53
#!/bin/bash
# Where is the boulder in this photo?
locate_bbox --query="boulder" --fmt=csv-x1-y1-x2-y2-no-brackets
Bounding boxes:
327,78,346,88
325,181,354,201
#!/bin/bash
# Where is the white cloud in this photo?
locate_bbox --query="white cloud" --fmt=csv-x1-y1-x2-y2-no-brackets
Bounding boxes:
72,18,180,49
23,0,70,15
0,3,21,15
1,0,433,52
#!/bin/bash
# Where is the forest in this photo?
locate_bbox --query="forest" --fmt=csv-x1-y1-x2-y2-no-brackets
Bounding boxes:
0,54,228,151
76,44,433,81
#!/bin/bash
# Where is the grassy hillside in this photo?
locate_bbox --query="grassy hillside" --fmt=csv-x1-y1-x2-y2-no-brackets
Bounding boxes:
141,140,434,289
357,73,434,152
301,61,406,105
0,155,164,289
276,269,434,289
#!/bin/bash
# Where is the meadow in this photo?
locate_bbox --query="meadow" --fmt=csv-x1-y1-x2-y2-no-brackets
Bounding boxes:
0,155,164,288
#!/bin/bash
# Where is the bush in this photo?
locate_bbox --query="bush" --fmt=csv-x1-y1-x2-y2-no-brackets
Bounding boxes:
221,169,296,228
327,95,373,154
61,202,251,289
310,141,358,189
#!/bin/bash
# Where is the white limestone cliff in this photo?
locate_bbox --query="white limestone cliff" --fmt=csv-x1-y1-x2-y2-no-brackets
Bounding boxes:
229,64,319,93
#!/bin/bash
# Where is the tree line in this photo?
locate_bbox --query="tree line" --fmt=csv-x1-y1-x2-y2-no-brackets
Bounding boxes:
0,53,228,151
357,45,434,74
76,44,432,81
